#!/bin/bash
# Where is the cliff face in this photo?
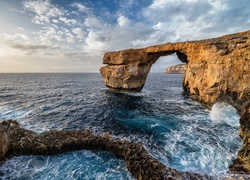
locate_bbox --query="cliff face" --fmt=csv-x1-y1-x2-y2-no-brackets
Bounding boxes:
100,30,250,111
164,64,186,74
100,30,250,174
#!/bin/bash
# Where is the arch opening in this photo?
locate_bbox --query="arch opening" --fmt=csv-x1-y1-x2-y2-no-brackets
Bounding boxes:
150,52,187,74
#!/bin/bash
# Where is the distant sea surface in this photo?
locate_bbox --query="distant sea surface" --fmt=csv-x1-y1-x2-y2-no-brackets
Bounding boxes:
0,73,242,179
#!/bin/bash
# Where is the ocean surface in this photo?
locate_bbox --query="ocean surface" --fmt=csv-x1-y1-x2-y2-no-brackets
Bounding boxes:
0,73,243,179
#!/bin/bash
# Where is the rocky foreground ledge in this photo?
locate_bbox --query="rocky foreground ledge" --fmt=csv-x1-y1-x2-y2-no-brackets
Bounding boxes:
0,120,212,180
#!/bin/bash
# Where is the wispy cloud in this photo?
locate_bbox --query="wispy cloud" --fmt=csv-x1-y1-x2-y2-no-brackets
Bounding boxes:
71,2,91,13
0,0,249,72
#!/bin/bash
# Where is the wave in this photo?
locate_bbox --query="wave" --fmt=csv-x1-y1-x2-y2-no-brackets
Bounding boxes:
0,150,133,180
209,102,240,127
0,105,31,120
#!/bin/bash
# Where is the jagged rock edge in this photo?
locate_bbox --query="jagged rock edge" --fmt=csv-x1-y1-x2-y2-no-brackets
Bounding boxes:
0,120,212,180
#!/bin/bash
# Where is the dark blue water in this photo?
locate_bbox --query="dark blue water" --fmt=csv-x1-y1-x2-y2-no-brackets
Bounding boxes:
0,73,242,179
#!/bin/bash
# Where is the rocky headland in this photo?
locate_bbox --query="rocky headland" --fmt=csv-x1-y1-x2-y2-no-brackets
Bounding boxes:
164,64,187,74
0,30,249,179
100,30,250,175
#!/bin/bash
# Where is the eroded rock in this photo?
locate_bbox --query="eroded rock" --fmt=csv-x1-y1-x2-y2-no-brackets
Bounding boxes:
100,30,250,111
164,64,187,74
0,123,9,158
230,103,250,174
100,30,250,176
0,120,212,180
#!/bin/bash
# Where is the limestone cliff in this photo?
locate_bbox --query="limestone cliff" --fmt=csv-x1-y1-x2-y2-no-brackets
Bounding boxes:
100,30,250,174
164,64,186,74
100,30,250,112
230,102,250,173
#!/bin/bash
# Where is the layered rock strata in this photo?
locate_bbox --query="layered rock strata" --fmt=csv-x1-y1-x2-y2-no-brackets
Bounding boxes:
164,64,187,74
230,102,250,173
100,30,250,175
0,120,211,180
100,30,250,111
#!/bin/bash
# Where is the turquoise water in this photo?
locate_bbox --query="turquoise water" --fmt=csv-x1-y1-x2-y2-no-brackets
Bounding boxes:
0,73,242,179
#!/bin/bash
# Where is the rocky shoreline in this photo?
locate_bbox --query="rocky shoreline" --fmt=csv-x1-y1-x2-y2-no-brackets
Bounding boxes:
164,64,186,74
230,102,250,173
0,120,213,180
100,30,250,177
0,30,249,179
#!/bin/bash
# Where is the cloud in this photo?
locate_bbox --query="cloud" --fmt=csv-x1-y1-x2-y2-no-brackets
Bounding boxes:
117,15,131,27
84,17,106,29
52,19,59,23
84,31,106,55
1,33,30,42
59,17,77,26
72,28,83,35
17,27,25,31
71,2,90,13
23,0,65,24
142,0,250,42
10,44,53,51
201,0,250,34
23,0,64,17
1,0,249,72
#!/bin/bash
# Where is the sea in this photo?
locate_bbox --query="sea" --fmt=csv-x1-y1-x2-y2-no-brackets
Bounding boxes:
0,73,243,180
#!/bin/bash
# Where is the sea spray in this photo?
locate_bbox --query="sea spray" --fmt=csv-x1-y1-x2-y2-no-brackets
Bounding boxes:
161,102,241,178
0,151,133,180
209,102,240,127
0,73,244,179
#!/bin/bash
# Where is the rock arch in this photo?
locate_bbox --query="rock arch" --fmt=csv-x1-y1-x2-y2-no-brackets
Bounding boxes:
100,30,250,111
100,30,250,173
100,49,188,92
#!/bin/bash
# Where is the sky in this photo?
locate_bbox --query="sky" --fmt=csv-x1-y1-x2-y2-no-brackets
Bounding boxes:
0,0,249,73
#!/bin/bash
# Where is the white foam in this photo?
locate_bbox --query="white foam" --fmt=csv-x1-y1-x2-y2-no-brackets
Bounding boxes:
0,151,133,179
0,105,31,120
209,102,240,127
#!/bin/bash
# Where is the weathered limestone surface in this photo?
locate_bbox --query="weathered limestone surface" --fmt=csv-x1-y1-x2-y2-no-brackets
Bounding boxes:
100,30,250,175
100,30,250,111
0,127,8,157
164,64,187,74
230,102,250,173
0,120,212,180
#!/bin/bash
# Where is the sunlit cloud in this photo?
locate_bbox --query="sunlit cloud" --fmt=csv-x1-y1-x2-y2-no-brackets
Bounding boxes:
0,0,249,72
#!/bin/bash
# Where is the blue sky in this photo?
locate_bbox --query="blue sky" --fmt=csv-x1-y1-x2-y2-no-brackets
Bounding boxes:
0,0,249,72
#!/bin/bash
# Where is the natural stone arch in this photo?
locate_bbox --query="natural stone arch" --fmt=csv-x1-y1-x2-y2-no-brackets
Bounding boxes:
150,51,187,73
100,30,250,174
100,30,250,111
100,49,188,92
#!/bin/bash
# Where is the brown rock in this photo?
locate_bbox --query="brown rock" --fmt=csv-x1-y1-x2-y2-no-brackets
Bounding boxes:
164,64,187,74
100,30,250,176
230,103,250,174
100,30,250,110
0,124,9,158
0,120,212,179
